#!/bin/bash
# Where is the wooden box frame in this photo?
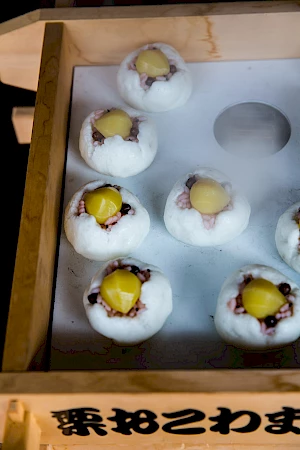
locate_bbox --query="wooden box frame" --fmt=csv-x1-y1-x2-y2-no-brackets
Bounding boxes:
0,2,299,448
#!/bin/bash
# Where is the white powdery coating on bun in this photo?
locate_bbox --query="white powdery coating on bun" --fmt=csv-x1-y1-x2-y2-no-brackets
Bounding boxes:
117,43,192,112
79,106,158,177
83,257,173,345
64,180,150,261
214,264,300,350
275,201,300,274
163,167,251,246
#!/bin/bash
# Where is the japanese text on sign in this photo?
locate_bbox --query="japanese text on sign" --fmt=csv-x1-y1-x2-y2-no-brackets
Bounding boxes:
51,406,300,437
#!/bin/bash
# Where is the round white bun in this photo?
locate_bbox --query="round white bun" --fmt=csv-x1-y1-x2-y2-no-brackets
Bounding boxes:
163,167,251,246
64,180,150,261
214,264,300,350
79,106,158,177
83,257,173,345
275,202,300,274
117,42,192,112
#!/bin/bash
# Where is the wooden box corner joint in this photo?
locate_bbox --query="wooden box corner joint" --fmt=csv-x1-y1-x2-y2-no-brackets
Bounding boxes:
2,400,41,450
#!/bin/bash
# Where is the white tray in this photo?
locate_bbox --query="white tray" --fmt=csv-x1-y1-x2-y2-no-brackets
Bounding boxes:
50,59,300,370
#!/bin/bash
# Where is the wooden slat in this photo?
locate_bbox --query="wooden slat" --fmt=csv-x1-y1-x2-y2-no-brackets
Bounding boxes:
0,389,299,445
12,107,34,144
0,16,44,91
0,369,299,394
55,8,300,65
2,23,75,372
48,446,300,450
0,2,299,91
36,1,300,20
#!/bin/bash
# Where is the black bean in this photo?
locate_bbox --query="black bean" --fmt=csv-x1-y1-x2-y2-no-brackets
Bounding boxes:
170,64,177,74
92,130,105,142
130,265,140,275
278,283,291,296
146,77,156,87
264,316,278,328
244,274,254,285
186,175,198,190
121,203,131,215
88,293,98,304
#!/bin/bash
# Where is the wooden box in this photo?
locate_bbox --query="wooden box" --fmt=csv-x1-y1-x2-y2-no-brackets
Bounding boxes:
0,2,299,448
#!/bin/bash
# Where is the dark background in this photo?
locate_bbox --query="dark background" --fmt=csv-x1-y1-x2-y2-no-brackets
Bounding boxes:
0,0,270,366
1,2,40,364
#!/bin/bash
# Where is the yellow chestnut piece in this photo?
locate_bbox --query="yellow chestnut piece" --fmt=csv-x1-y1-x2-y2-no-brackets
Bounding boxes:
95,109,132,139
135,49,170,78
190,178,230,215
100,269,142,314
242,278,286,319
85,187,122,224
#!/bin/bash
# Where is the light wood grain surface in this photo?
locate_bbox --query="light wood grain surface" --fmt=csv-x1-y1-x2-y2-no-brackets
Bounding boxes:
0,389,299,445
0,2,299,91
0,370,299,393
2,401,41,450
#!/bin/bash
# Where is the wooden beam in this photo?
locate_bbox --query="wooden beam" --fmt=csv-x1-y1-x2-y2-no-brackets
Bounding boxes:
41,446,300,450
2,22,75,372
0,2,299,91
0,369,299,394
0,387,299,445
12,107,34,144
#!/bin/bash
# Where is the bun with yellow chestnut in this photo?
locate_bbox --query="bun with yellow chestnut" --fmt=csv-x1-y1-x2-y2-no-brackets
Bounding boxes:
79,107,157,177
83,257,172,345
214,264,300,350
117,43,192,112
64,180,150,261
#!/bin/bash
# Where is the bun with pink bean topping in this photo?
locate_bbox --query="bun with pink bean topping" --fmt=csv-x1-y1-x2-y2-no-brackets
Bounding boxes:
64,180,150,261
164,167,251,247
79,106,157,177
117,43,192,112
